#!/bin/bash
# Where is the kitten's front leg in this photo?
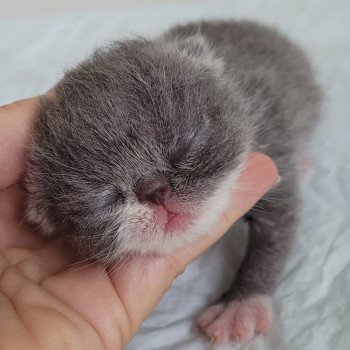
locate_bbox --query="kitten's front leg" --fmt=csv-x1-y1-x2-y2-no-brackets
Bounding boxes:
198,174,298,344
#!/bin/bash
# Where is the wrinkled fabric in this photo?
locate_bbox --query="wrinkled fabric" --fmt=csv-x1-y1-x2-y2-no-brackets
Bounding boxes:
1,0,349,349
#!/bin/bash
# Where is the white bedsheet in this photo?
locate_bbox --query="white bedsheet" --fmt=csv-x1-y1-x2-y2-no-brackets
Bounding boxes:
1,1,349,349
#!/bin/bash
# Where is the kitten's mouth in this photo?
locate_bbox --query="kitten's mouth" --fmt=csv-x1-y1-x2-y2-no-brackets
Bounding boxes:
148,202,194,233
165,210,192,232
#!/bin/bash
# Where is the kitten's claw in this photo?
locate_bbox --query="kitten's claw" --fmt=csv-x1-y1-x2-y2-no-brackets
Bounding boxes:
198,295,273,344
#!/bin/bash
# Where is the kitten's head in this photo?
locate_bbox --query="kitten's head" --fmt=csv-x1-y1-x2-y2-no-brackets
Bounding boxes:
25,36,252,262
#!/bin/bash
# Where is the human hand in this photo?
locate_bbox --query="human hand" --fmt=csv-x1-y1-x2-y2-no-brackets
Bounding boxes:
0,96,279,349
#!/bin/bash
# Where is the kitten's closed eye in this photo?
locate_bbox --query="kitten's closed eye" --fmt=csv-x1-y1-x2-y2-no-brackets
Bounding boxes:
82,185,125,213
169,147,189,168
169,125,211,169
99,188,125,208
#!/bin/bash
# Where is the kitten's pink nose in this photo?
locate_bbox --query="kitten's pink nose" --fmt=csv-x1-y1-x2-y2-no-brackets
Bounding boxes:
137,178,170,206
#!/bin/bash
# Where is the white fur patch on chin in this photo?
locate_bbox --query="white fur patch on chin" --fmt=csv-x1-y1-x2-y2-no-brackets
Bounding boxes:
198,295,273,344
114,166,244,258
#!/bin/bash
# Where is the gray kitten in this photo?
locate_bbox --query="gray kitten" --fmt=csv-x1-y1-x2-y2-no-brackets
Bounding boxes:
25,20,321,344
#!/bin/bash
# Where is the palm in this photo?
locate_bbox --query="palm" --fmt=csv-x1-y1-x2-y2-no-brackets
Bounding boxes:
0,185,125,348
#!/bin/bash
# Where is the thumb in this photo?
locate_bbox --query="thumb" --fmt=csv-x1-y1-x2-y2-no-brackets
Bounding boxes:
0,97,40,190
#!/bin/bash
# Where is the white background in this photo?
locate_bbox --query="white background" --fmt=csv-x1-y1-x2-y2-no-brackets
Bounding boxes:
1,1,349,349
0,0,180,17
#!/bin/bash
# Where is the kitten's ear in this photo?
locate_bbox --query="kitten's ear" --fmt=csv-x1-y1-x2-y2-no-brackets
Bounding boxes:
173,34,211,58
163,33,224,77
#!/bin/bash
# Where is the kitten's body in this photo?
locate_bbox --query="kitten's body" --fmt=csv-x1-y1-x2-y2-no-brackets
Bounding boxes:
167,22,321,342
25,20,321,344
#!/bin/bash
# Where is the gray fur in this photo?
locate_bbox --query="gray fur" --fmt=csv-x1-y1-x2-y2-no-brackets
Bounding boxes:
25,20,321,301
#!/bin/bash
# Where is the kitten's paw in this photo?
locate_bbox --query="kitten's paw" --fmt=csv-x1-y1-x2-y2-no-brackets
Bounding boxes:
198,295,273,344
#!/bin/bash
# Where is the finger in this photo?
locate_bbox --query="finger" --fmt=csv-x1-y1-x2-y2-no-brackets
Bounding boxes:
41,263,126,349
0,264,104,349
3,240,75,283
0,97,40,190
174,152,279,265
109,152,279,340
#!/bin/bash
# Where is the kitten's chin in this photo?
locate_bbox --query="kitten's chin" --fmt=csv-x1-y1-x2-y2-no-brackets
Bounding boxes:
115,203,199,257
115,168,242,258
115,200,223,258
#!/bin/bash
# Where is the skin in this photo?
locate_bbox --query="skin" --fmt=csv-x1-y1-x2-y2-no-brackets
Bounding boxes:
0,96,278,349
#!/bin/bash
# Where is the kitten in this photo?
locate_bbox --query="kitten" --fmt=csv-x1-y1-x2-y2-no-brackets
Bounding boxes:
25,20,322,344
